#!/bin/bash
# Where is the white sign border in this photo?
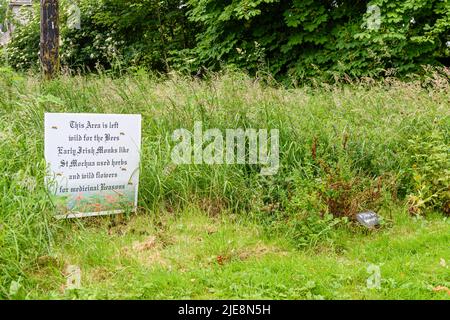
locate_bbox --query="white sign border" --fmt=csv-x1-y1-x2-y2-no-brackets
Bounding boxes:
44,112,142,219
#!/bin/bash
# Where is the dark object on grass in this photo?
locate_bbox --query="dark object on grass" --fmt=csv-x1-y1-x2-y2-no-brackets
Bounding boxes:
356,211,380,228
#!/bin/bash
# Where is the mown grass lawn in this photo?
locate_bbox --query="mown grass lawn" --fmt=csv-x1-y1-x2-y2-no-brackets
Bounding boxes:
25,208,450,300
0,69,449,299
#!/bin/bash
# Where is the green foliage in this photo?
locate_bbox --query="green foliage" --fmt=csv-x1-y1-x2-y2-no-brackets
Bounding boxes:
4,4,39,70
186,0,450,81
0,70,449,298
6,0,196,72
407,131,450,215
60,0,125,71
61,0,196,72
261,162,386,249
4,0,450,79
0,0,8,30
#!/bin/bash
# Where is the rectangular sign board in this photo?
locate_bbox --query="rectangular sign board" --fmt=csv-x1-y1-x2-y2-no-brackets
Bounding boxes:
45,113,141,218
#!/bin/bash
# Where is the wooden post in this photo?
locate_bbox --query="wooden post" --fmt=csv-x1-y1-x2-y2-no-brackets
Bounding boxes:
40,0,59,80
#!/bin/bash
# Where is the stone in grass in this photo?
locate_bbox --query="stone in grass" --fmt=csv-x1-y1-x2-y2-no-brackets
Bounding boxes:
356,211,380,228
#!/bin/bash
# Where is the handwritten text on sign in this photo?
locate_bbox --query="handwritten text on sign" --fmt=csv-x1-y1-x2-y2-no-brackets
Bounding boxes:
45,113,141,218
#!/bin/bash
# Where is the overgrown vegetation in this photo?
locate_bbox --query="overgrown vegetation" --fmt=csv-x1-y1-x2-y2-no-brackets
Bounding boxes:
186,0,450,81
2,0,197,72
0,69,448,299
2,0,450,81
0,0,8,29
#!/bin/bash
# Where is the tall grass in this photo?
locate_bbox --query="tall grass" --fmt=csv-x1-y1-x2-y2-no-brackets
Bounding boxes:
0,67,448,297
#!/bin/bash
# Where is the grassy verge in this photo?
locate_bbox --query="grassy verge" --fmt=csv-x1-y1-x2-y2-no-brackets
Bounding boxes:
17,209,450,299
0,68,449,299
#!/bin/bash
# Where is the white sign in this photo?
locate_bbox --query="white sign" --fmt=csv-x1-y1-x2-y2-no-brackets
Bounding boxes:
44,113,141,218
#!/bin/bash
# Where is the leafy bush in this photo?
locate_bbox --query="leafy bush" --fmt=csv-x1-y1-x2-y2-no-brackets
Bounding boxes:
6,0,196,72
4,0,450,80
78,0,197,72
0,0,8,29
60,0,124,71
186,0,450,82
3,5,39,71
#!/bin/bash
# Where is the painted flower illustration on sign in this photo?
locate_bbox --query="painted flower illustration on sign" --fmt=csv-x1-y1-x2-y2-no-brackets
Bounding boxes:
90,203,103,212
105,194,118,204
67,193,84,210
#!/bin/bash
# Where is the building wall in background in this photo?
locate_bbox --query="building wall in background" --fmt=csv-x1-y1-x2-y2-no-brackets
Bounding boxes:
0,0,33,45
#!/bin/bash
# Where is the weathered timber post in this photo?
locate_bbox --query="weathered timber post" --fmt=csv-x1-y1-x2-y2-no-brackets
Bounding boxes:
40,0,59,80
